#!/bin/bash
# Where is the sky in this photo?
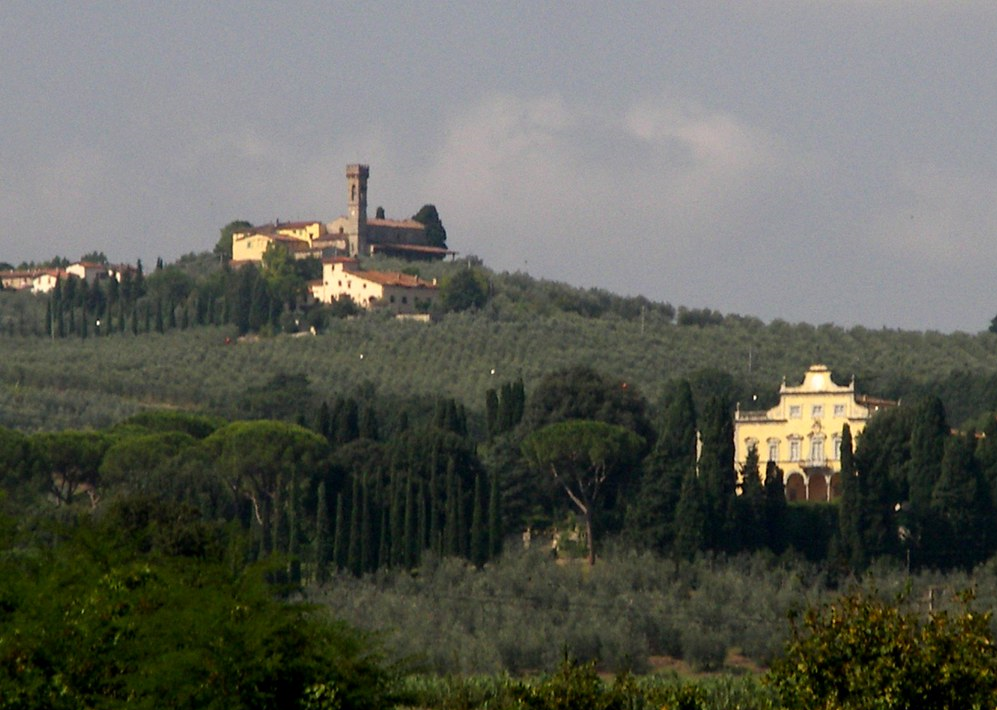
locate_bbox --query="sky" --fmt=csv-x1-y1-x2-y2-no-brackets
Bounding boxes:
2,2,996,333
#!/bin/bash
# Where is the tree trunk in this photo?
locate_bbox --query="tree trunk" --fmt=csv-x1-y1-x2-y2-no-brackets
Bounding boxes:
585,511,596,566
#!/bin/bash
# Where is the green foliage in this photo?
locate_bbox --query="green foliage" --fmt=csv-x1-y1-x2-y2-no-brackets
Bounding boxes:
440,266,489,312
768,587,997,710
411,203,447,248
522,420,643,564
0,510,394,710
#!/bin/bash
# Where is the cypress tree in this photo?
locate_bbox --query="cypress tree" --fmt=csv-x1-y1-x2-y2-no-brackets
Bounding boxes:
673,467,707,561
735,443,765,552
378,504,390,570
428,450,441,555
287,469,301,584
155,299,164,333
80,306,88,339
838,423,862,567
335,399,360,445
416,480,428,561
361,479,374,573
333,492,347,571
444,458,459,557
389,471,404,567
908,397,947,511
117,298,125,334
359,404,379,441
485,389,499,440
698,395,736,551
470,471,487,567
404,474,417,567
488,470,503,559
314,481,330,584
456,476,467,558
625,379,696,553
45,298,52,337
931,432,994,569
763,460,788,553
347,477,362,576
317,401,332,441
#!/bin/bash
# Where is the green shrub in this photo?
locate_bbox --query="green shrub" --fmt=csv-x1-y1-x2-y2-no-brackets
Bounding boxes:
768,586,997,709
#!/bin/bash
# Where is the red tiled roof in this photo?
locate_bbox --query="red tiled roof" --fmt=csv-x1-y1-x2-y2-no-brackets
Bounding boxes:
367,218,426,230
356,270,437,288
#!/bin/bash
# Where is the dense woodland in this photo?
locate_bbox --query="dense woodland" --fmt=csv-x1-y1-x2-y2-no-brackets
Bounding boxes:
6,249,997,706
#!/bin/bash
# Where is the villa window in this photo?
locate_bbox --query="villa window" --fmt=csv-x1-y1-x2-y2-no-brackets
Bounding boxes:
812,404,823,418
832,435,842,460
834,404,846,417
789,405,801,419
810,436,826,466
402,296,408,304
768,440,779,462
789,438,801,461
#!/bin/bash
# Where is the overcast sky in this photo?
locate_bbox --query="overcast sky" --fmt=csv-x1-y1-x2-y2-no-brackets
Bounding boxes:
3,2,996,332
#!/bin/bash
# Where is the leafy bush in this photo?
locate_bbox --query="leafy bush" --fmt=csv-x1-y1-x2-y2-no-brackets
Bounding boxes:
768,586,997,709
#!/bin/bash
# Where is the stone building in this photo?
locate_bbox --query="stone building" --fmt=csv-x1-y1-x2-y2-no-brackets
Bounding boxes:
232,164,453,263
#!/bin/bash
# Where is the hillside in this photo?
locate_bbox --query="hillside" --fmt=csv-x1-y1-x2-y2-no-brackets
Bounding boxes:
2,255,997,431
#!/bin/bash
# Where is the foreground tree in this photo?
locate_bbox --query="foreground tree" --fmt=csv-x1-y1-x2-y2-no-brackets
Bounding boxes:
521,419,642,565
768,587,997,710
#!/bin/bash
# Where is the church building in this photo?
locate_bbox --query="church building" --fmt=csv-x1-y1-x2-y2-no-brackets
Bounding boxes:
231,164,453,263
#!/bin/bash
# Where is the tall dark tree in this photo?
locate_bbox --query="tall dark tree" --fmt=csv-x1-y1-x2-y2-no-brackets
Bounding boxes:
411,204,447,248
734,444,765,551
908,397,948,511
698,395,736,551
931,431,995,569
673,467,707,561
488,470,503,558
763,460,788,553
314,481,331,584
470,471,488,567
625,379,697,553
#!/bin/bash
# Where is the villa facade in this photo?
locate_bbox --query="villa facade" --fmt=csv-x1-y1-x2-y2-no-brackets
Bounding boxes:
734,364,895,502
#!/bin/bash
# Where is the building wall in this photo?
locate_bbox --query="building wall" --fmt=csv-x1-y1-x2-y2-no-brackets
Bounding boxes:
734,364,891,502
313,261,437,314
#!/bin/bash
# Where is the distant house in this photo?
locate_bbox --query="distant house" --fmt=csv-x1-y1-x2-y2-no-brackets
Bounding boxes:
31,269,66,294
66,261,108,284
0,270,39,291
231,164,456,264
734,364,897,502
310,258,438,315
2,261,129,295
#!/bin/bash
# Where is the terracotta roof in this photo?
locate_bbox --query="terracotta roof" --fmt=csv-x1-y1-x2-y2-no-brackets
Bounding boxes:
356,269,437,289
370,243,455,256
367,218,426,230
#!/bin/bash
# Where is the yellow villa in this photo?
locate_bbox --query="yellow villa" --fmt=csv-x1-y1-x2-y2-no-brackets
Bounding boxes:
734,364,895,502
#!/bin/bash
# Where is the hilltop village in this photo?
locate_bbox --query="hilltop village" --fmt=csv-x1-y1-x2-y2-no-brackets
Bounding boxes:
1,164,456,317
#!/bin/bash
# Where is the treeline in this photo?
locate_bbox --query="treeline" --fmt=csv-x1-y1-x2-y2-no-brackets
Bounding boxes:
5,362,997,576
42,253,332,340
0,393,514,579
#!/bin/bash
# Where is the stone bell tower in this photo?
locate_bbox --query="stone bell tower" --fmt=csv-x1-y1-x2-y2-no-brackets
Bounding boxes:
345,164,369,256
